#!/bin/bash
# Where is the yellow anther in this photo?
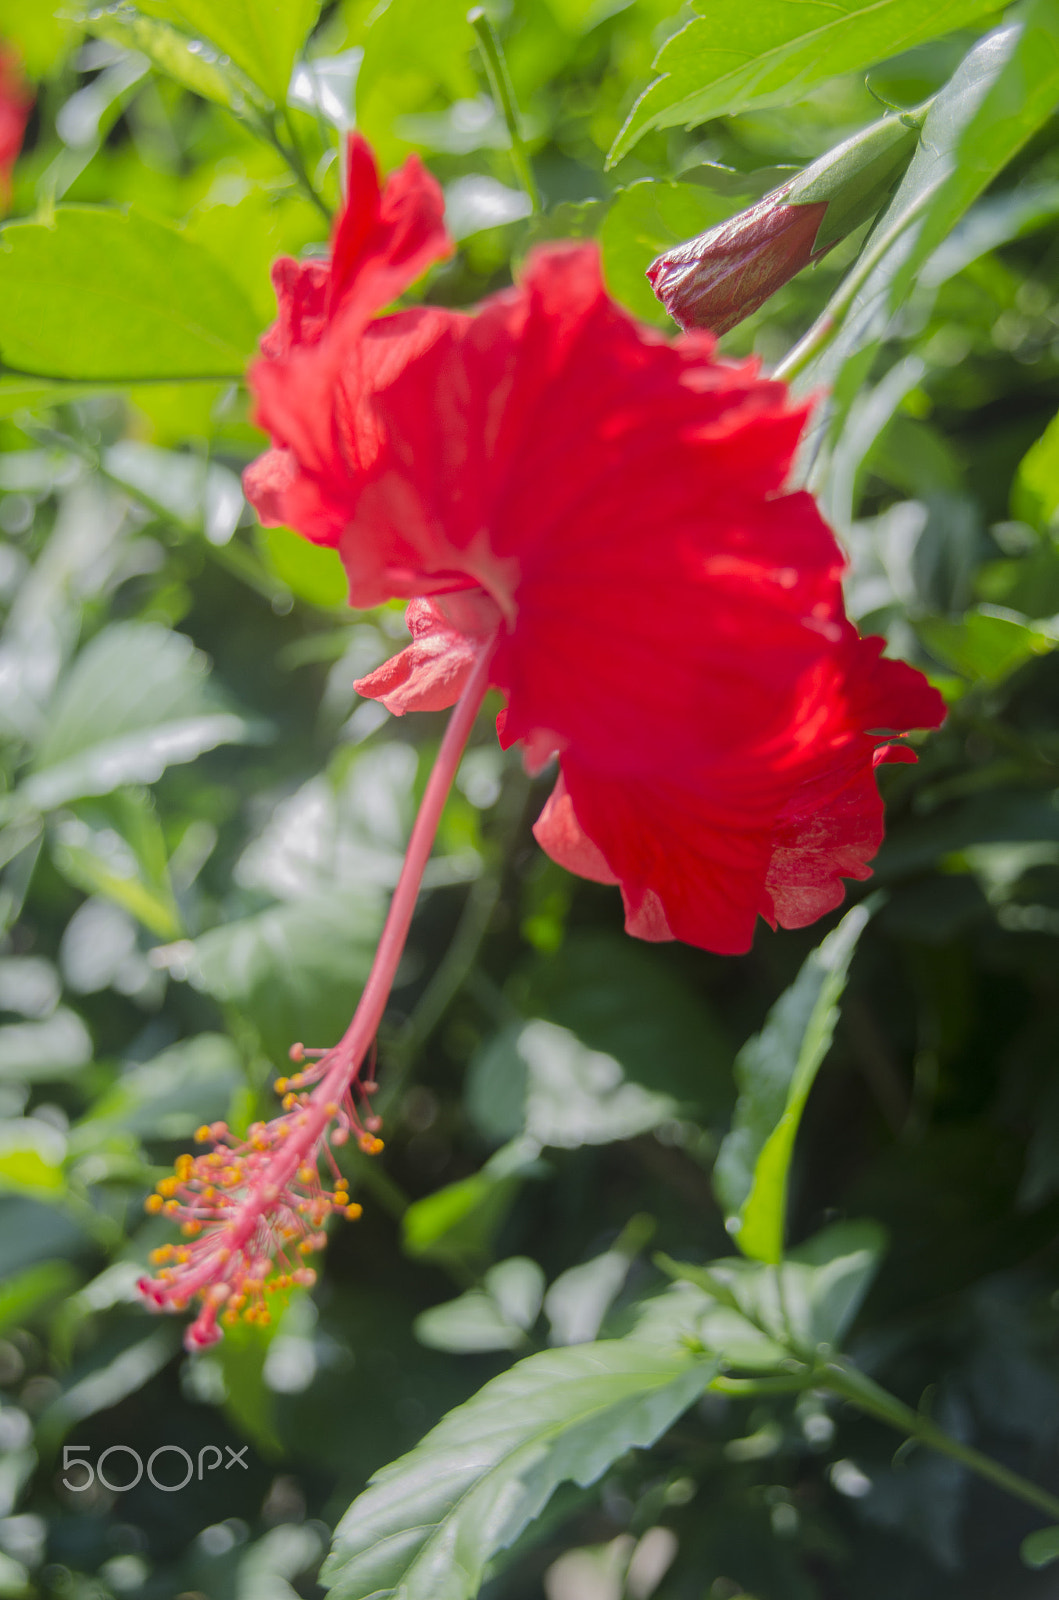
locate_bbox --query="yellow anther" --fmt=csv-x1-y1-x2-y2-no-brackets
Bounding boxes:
194,1125,212,1143
298,1165,315,1185
345,1203,364,1221
164,1199,180,1215
175,1154,194,1181
298,1239,314,1255
282,1094,297,1112
273,1077,288,1094
157,1177,178,1197
181,1220,202,1237
149,1245,173,1264
145,1194,164,1214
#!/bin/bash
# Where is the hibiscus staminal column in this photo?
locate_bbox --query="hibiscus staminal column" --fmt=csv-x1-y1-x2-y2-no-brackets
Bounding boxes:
139,644,496,1349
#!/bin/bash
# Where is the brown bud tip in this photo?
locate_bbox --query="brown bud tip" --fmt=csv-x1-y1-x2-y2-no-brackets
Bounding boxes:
648,198,830,336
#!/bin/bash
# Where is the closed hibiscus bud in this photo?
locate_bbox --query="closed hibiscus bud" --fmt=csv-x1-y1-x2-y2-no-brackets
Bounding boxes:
647,110,924,335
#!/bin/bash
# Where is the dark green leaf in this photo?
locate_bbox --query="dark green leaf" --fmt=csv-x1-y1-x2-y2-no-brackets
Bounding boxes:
917,608,1055,684
1021,1526,1059,1568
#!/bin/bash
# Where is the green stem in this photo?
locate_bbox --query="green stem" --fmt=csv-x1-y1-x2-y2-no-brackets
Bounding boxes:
468,8,541,213
773,185,936,385
819,1359,1059,1523
282,108,334,224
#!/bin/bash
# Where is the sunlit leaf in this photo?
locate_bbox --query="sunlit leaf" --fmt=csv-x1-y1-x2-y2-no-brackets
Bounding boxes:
163,892,383,1063
0,207,259,381
20,622,258,812
135,0,322,105
74,2,259,110
608,0,1000,165
0,1119,67,1196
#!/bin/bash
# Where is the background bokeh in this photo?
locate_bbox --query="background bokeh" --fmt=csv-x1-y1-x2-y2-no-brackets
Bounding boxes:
0,2,1058,1597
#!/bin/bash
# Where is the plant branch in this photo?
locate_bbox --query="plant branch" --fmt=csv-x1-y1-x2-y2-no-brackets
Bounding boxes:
773,186,936,385
819,1358,1059,1523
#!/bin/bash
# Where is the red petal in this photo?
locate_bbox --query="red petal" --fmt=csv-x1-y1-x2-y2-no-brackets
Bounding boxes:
533,771,617,886
355,593,500,715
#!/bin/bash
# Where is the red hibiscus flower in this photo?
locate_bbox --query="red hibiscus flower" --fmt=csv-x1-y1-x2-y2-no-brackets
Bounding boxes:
0,44,31,211
246,134,944,958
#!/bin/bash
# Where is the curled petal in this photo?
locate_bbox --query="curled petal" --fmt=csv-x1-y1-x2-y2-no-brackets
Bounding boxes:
355,594,500,714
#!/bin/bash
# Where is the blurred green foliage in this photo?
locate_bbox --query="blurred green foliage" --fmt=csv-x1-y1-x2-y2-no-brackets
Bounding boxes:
0,2,1058,1599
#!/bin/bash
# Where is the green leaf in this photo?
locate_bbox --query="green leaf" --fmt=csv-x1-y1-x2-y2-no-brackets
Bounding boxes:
0,0,76,75
321,1341,716,1600
163,892,383,1064
797,23,1047,393
0,207,259,381
660,1219,886,1355
519,932,733,1121
135,0,322,105
0,1261,78,1336
467,1020,678,1150
1013,404,1059,531
79,1034,243,1140
608,0,1000,166
1021,1526,1059,1569
415,1258,545,1353
259,524,349,607
0,1120,67,1196
402,1137,546,1269
888,0,1059,308
917,607,1055,685
19,622,257,813
600,180,746,324
0,1009,92,1082
74,3,259,110
714,903,871,1262
50,790,183,940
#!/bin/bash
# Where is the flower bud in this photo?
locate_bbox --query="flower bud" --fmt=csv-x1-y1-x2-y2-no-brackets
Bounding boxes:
647,111,923,335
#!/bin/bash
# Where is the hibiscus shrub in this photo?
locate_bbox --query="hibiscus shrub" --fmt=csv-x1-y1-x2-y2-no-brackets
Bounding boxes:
1,4,1059,1599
